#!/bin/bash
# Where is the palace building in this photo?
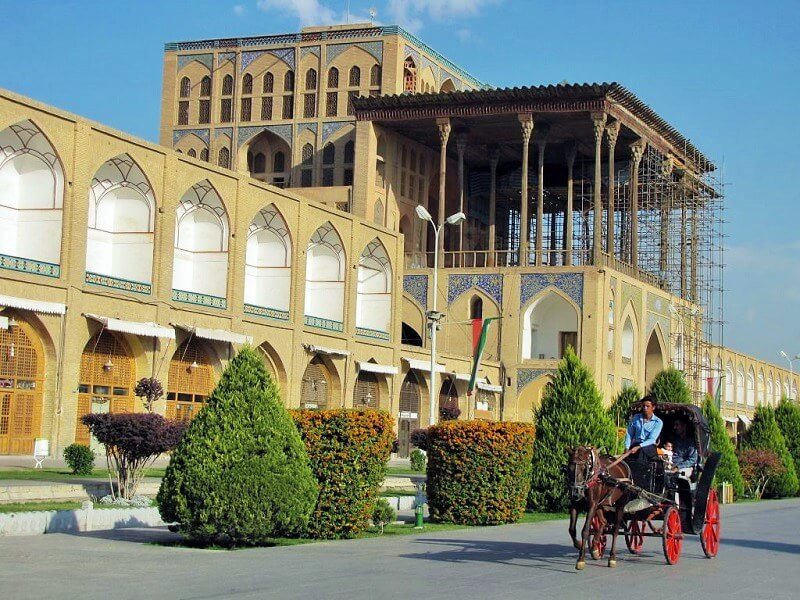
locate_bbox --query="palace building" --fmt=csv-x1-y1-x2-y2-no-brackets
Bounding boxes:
0,24,796,457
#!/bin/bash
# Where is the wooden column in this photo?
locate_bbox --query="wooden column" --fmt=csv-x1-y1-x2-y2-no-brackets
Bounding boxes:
535,132,547,266
629,139,646,269
564,143,577,266
605,120,620,256
518,114,534,265
436,117,451,263
591,112,606,264
488,146,500,265
456,132,468,258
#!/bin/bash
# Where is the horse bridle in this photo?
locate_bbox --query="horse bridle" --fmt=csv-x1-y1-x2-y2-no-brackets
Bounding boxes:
570,446,601,498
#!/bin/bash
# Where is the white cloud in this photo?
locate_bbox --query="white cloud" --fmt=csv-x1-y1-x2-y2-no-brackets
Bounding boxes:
456,28,471,41
387,0,500,32
233,4,247,16
256,0,337,25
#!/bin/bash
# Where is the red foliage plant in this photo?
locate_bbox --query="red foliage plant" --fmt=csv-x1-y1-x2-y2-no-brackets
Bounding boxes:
738,448,786,500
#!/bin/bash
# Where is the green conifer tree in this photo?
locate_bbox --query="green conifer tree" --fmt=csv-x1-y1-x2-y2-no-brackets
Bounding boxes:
158,347,318,546
528,347,617,511
649,367,692,404
775,398,800,494
743,405,799,498
701,394,744,499
608,386,641,454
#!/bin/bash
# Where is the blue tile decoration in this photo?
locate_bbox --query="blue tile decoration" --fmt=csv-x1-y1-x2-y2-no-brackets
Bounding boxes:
237,124,293,148
647,312,670,339
85,272,151,295
172,289,227,310
173,129,210,145
242,48,295,70
647,293,668,315
520,272,584,308
621,281,642,315
322,120,354,143
356,327,390,341
403,45,421,67
304,315,344,332
217,52,236,67
241,51,265,70
0,253,60,278
440,69,462,91
447,273,503,307
326,41,383,65
244,303,290,321
301,46,320,59
403,274,428,310
298,122,317,136
517,368,556,393
178,53,213,71
214,127,233,140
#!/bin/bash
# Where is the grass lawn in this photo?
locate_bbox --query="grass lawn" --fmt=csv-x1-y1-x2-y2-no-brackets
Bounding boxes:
0,500,154,513
0,467,166,481
385,466,423,477
379,488,417,497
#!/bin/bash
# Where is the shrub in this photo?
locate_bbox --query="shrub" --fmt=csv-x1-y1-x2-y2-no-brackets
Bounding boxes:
410,448,426,472
372,498,396,533
528,347,616,512
83,412,185,499
158,347,318,547
292,409,393,539
427,420,535,525
63,443,95,476
134,377,164,413
738,448,785,500
743,405,799,498
410,428,429,451
648,367,692,405
702,394,745,499
775,398,800,491
439,405,461,421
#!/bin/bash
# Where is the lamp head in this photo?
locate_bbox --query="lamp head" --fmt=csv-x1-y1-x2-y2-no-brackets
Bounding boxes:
781,350,788,359
415,205,432,222
445,211,466,225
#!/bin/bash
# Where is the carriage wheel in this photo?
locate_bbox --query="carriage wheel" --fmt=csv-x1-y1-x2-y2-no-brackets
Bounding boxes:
661,506,683,565
590,514,607,559
701,488,721,558
625,519,644,554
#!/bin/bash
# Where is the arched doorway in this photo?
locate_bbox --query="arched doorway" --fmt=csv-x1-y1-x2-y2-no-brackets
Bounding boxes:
166,337,215,422
644,330,665,390
354,370,380,409
76,331,136,446
0,319,45,454
438,376,460,420
300,355,330,410
398,371,421,458
522,291,579,360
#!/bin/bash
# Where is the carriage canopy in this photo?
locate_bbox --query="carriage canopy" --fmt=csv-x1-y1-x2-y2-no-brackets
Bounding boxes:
628,401,711,459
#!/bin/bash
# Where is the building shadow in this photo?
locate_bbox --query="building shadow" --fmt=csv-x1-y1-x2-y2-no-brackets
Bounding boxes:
68,525,181,545
722,537,800,555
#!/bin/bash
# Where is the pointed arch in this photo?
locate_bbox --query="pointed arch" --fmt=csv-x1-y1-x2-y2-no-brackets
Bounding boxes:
607,289,616,355
242,129,291,186
403,56,417,92
257,340,287,392
470,295,483,320
356,238,392,336
736,363,745,405
300,354,339,410
305,222,346,328
86,153,155,287
398,370,423,456
402,294,425,347
644,325,666,389
746,366,755,407
0,119,65,268
172,180,229,301
521,288,580,360
166,336,215,422
440,78,456,93
758,368,765,406
245,204,292,314
725,360,734,404
327,67,339,89
374,198,385,226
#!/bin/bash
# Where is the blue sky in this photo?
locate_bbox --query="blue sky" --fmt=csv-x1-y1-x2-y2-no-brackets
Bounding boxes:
2,0,798,366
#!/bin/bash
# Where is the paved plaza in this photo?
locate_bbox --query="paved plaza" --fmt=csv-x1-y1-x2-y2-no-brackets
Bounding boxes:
0,498,797,599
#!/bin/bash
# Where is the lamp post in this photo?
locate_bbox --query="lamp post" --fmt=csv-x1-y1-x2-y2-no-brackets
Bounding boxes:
779,351,799,390
416,205,466,426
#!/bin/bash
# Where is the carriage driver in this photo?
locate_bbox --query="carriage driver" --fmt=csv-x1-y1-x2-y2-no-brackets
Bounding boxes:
623,395,663,513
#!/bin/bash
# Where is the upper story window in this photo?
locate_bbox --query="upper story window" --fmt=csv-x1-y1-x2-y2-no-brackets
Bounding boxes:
305,69,317,91
284,70,295,92
242,73,253,95
403,57,417,92
370,65,381,87
328,67,339,89
222,75,233,95
349,66,361,87
200,76,212,97
179,77,190,98
263,72,274,93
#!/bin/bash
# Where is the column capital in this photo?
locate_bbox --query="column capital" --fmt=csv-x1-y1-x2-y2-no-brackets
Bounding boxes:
565,141,578,167
518,113,534,141
436,117,451,145
605,120,621,150
629,138,647,165
590,111,607,143
661,155,674,177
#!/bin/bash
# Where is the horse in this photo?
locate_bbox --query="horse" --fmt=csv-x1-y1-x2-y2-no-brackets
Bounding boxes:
566,446,631,570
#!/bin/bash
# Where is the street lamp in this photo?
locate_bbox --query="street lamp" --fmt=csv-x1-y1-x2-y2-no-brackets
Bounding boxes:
416,205,466,426
779,350,799,379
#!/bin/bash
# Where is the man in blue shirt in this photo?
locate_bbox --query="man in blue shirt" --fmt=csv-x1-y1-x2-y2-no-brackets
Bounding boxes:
623,396,663,512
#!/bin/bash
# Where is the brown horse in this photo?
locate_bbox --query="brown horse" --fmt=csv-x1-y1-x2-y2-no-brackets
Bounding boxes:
566,446,631,570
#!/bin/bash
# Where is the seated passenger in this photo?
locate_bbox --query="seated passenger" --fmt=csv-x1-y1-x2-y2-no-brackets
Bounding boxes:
671,418,698,471
659,441,675,470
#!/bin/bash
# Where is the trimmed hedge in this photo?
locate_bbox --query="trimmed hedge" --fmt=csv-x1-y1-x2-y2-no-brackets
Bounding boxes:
63,443,95,476
775,398,800,492
743,405,799,498
702,394,745,499
292,409,394,539
649,367,692,404
426,421,535,525
158,347,318,546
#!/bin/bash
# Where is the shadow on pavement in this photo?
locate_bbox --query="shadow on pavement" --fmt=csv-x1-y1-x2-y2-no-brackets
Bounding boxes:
722,537,800,555
66,526,182,545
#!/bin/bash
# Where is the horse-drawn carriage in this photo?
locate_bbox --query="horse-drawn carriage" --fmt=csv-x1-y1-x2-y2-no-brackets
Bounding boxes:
568,401,722,568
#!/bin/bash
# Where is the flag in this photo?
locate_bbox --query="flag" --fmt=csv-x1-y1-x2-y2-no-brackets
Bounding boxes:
714,374,724,410
467,317,499,396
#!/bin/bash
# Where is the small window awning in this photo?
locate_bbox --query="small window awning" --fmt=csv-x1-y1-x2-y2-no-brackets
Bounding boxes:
737,414,752,428
85,314,175,339
357,361,398,376
723,416,738,424
477,382,503,393
0,316,7,330
452,372,487,385
178,325,252,345
403,357,446,373
0,294,66,315
303,344,350,357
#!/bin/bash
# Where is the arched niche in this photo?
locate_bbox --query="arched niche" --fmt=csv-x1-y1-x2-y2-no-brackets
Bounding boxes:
243,130,291,187
86,154,155,286
521,290,579,360
401,295,425,347
644,326,666,390
300,354,340,409
736,366,745,405
356,239,392,335
446,289,500,360
354,363,389,411
257,341,287,393
166,337,215,422
304,222,346,327
516,374,552,423
397,370,422,457
438,376,460,420
440,78,456,93
0,120,65,266
725,361,734,404
746,367,755,407
172,180,230,300
244,204,292,313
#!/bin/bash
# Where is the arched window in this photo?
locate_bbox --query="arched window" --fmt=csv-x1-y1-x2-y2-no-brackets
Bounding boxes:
284,70,295,92
166,337,214,422
522,292,579,360
747,368,755,406
470,295,483,320
373,199,384,225
607,293,615,354
172,181,229,302
187,149,197,158
218,147,230,168
305,222,346,328
300,356,330,410
354,370,379,409
179,77,191,98
273,151,285,173
322,143,335,187
403,57,417,92
301,143,314,187
736,366,745,405
343,139,355,186
768,377,774,406
305,69,317,90
263,72,274,93
621,317,635,363
222,75,233,95
327,67,339,88
0,120,65,268
242,73,253,95
86,154,156,287
725,361,734,404
200,76,211,97
370,64,381,87
253,152,266,173
398,371,421,456
356,239,392,335
758,371,765,406
244,204,292,314
199,148,209,162
349,66,361,87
